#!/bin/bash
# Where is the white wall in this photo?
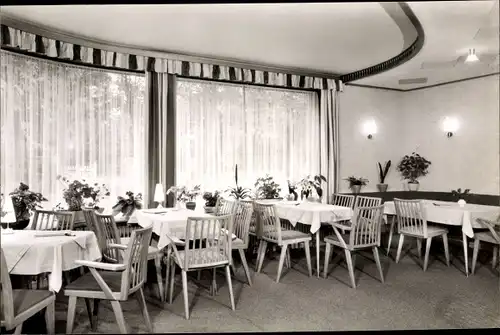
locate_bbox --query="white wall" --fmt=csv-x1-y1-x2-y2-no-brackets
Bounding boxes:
339,75,500,195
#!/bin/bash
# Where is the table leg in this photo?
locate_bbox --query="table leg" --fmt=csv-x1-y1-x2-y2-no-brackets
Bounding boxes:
462,231,469,277
316,232,320,278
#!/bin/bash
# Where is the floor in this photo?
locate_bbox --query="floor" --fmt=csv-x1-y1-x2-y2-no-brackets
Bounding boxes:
11,236,500,333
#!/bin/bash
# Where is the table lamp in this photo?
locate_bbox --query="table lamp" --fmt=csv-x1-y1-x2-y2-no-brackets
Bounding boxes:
1,196,16,234
154,183,165,208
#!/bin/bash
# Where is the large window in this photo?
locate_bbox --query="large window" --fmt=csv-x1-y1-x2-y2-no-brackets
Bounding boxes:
176,78,320,193
0,51,146,207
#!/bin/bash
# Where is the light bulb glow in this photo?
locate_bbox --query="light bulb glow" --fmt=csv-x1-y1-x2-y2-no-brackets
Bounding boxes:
443,117,459,133
363,120,377,139
465,49,479,62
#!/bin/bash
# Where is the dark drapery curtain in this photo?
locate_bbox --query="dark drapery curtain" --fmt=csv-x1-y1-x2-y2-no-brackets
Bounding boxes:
146,72,177,208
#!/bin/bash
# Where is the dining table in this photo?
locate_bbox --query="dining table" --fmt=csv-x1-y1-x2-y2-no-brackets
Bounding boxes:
384,200,500,276
1,229,102,292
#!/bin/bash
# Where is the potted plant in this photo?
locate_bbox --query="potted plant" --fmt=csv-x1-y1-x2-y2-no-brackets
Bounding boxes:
227,164,251,200
202,191,220,213
8,183,48,230
112,191,143,221
167,185,201,210
298,174,327,201
56,176,110,225
255,174,282,200
377,160,392,192
345,176,368,194
396,152,431,191
287,180,298,201
451,188,471,203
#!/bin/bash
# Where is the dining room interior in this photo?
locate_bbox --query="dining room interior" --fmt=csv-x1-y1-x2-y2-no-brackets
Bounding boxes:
0,1,499,333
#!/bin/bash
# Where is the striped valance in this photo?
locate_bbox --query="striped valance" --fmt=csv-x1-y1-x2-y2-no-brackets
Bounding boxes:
1,24,342,91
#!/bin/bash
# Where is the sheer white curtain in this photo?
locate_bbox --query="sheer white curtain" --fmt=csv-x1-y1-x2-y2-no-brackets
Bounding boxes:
0,51,147,208
176,78,320,193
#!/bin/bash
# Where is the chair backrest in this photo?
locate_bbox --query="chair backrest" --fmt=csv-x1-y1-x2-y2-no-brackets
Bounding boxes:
215,198,236,216
0,249,15,329
233,201,254,248
476,218,500,244
119,226,153,297
253,202,283,243
348,205,384,249
183,214,234,270
332,194,355,208
354,196,382,209
82,209,106,252
95,213,122,263
31,210,75,230
394,198,428,237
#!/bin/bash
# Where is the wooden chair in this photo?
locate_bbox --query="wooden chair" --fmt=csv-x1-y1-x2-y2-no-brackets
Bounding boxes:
31,209,75,230
94,213,165,302
471,218,500,274
354,195,382,209
394,199,450,271
167,214,235,319
64,226,154,334
332,194,355,208
323,205,385,288
1,248,56,335
215,197,236,216
254,203,312,282
230,201,255,285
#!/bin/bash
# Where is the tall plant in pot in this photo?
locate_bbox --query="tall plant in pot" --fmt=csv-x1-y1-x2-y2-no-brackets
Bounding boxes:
396,152,431,191
377,160,392,192
8,183,48,230
345,176,368,194
227,164,251,200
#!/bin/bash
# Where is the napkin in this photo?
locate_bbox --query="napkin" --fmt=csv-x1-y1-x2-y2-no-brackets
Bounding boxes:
34,230,72,237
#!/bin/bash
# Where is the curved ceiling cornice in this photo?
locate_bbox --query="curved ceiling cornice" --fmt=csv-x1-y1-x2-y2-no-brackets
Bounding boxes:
340,2,425,83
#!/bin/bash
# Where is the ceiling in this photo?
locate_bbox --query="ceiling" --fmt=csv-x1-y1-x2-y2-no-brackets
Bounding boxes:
0,2,498,90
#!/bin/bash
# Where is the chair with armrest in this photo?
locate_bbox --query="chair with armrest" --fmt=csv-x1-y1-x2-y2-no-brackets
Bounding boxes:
64,226,154,334
471,218,500,274
31,209,75,230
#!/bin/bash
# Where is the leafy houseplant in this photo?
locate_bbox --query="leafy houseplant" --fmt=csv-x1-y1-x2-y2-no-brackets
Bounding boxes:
56,176,110,211
8,182,48,229
377,160,392,192
298,174,327,201
396,152,431,191
167,185,201,210
255,175,281,200
227,164,251,200
345,176,369,194
112,191,143,219
202,191,220,213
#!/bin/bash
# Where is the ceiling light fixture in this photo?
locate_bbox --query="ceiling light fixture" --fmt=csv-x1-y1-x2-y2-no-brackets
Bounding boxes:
465,48,479,62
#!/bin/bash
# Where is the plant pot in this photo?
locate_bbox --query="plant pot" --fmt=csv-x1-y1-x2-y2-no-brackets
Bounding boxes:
407,182,419,191
204,206,215,213
350,185,362,194
377,184,388,192
1,219,30,230
186,201,196,211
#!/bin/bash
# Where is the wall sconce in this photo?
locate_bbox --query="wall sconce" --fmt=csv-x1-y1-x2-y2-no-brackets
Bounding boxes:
443,117,459,138
363,120,377,139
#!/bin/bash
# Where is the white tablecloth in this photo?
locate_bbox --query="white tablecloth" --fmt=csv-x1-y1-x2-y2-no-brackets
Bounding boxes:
1,230,101,292
135,209,216,249
275,202,353,234
384,200,500,238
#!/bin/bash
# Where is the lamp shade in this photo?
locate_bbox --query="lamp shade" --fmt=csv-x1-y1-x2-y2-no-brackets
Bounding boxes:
154,183,165,203
1,196,17,223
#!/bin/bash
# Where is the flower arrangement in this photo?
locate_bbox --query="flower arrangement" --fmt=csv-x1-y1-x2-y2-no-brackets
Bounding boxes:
255,174,281,199
56,175,110,211
202,191,220,207
9,182,48,221
227,164,251,200
298,174,327,199
167,185,201,203
345,176,369,188
397,152,431,184
287,180,298,201
112,191,143,217
451,188,471,200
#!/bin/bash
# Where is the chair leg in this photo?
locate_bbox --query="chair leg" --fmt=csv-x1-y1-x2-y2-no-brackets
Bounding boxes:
256,241,268,273
225,265,236,311
443,233,450,267
373,246,384,283
387,216,395,255
344,249,356,289
423,237,433,271
396,234,405,263
181,270,190,319
238,248,252,286
14,324,23,335
211,268,218,296
323,242,332,278
416,238,422,261
154,255,165,302
197,270,202,281
66,296,77,334
471,239,480,275
136,287,153,332
45,301,55,335
164,246,172,302
169,263,176,304
110,301,128,334
285,248,291,268
492,245,498,269
255,240,263,270
92,299,100,332
304,240,312,277
276,244,288,283
84,298,94,330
